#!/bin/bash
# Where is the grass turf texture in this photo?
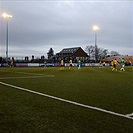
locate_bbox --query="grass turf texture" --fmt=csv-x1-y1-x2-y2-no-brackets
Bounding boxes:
0,66,133,133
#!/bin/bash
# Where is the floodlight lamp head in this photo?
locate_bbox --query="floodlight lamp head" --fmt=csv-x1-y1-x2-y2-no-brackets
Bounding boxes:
93,25,99,31
2,13,12,19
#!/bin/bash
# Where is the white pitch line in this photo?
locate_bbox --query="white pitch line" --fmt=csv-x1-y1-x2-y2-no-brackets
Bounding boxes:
126,113,133,117
16,72,55,77
0,81,133,120
0,75,55,79
0,70,55,78
15,72,45,75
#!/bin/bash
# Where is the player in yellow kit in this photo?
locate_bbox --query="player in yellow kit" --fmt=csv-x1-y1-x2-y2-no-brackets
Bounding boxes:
112,59,118,72
69,59,72,70
60,59,64,70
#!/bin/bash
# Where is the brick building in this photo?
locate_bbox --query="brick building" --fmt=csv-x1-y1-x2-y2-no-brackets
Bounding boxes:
55,47,88,63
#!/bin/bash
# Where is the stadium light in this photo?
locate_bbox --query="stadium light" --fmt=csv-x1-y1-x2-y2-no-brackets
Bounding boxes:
93,25,99,62
2,12,12,66
93,25,99,31
2,13,12,18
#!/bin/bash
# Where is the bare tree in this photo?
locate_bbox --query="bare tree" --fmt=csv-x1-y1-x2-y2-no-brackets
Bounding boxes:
95,46,109,62
86,45,109,62
98,49,109,60
85,45,95,62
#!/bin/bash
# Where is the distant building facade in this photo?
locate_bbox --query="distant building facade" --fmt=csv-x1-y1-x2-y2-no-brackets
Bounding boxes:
55,47,88,63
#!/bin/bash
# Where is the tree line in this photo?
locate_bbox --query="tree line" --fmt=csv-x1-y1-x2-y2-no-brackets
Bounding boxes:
85,44,120,62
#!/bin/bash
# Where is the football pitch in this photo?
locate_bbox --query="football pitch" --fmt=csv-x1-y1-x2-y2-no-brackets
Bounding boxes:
0,66,133,133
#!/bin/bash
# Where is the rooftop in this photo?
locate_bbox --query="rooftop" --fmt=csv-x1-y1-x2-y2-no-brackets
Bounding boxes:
59,47,81,54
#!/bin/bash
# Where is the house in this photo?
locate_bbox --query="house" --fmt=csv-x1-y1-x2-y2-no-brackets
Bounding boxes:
55,47,88,63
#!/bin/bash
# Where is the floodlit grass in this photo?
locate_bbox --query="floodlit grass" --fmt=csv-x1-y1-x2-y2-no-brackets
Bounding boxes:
0,66,133,133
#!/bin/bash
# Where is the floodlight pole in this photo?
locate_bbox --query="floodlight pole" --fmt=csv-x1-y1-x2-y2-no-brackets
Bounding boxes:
2,13,12,66
94,30,97,62
93,25,99,63
6,19,9,66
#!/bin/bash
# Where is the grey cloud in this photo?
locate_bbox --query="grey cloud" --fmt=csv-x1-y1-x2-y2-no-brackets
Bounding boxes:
1,1,132,57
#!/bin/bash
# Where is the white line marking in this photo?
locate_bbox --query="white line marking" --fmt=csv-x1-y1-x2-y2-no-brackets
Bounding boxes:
0,70,55,78
126,113,133,117
0,70,55,76
0,75,55,79
0,81,133,120
15,72,45,75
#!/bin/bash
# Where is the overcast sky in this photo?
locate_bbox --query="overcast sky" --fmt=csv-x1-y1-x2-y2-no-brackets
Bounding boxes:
0,0,132,59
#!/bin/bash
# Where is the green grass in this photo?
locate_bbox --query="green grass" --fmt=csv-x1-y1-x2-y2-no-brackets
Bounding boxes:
0,66,133,133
